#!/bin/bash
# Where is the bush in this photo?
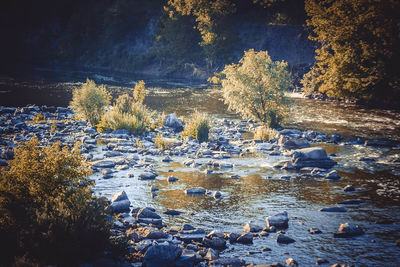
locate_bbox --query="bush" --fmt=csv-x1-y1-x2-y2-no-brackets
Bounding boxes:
213,49,291,129
70,79,112,125
101,81,153,135
182,111,210,143
32,113,46,124
254,126,278,141
154,133,172,151
0,138,113,265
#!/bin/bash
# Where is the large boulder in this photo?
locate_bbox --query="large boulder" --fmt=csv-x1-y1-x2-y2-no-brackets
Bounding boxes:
142,243,182,267
278,135,310,150
291,147,336,169
109,191,131,213
164,113,184,132
266,211,289,229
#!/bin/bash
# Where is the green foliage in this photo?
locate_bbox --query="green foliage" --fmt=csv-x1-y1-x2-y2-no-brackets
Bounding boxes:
182,111,210,142
32,113,46,124
215,49,291,129
70,79,112,125
254,126,277,140
0,138,112,265
101,82,153,135
302,0,400,105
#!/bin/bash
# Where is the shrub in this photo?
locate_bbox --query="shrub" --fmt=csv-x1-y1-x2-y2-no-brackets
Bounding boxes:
0,138,113,265
254,126,278,141
32,113,46,124
70,78,112,125
154,133,172,151
182,111,210,143
213,49,291,129
101,82,153,135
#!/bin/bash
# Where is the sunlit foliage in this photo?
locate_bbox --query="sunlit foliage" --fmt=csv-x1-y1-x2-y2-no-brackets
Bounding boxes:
0,138,112,265
254,126,278,140
302,0,400,105
214,49,291,128
182,111,210,142
70,79,112,125
101,81,153,134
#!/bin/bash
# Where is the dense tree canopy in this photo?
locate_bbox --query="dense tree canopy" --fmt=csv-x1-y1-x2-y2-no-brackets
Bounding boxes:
302,0,400,106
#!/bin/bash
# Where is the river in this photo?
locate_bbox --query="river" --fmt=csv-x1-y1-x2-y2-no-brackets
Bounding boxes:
1,72,400,266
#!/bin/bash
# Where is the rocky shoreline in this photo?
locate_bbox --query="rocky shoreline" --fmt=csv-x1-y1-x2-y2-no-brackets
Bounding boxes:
1,105,400,266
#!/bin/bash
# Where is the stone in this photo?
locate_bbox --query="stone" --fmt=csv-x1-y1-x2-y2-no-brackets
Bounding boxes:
145,230,169,240
164,113,184,132
109,191,130,213
104,151,123,157
261,247,272,252
276,234,295,244
316,258,329,265
325,170,340,180
204,248,219,261
292,147,328,160
137,207,161,220
92,160,115,169
334,223,364,238
164,209,183,216
139,172,158,180
142,243,182,266
266,211,289,229
168,175,179,182
181,224,196,231
174,250,197,267
278,136,310,150
213,191,222,198
286,258,298,266
319,207,347,212
343,185,355,192
236,233,253,244
202,237,226,249
309,228,322,234
185,187,206,195
243,221,263,233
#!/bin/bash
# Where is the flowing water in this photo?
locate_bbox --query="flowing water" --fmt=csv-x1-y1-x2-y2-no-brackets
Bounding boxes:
1,72,400,266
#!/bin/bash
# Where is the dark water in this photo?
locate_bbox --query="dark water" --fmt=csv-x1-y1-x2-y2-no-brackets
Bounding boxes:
1,72,400,266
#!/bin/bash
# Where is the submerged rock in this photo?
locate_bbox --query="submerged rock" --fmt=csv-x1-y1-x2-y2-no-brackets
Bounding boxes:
276,234,295,244
319,207,347,212
185,187,206,195
92,160,115,169
139,172,158,180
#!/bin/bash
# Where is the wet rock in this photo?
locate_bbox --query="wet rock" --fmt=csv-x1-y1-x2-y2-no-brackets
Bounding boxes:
286,258,298,266
257,262,284,267
209,258,246,267
181,224,196,231
243,221,263,233
343,185,355,192
142,243,182,266
204,248,219,261
139,172,158,180
177,229,206,243
92,160,116,169
334,223,364,238
109,191,131,213
325,170,340,180
236,233,253,244
162,156,173,162
266,211,289,229
291,147,336,169
316,258,329,265
319,207,347,212
185,187,206,195
164,113,184,132
164,209,183,216
337,199,363,205
231,175,240,179
261,247,272,252
395,239,400,247
104,151,123,158
137,207,161,220
278,135,310,150
202,237,226,249
309,228,322,234
145,230,169,240
0,159,7,166
174,250,198,267
259,231,269,237
276,234,295,244
213,191,222,198
168,175,179,182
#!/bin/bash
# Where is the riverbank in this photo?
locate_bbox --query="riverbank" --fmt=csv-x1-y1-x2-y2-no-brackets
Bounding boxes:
1,105,400,266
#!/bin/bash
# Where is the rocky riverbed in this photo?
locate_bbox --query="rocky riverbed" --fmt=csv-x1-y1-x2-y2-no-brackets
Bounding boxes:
1,105,400,266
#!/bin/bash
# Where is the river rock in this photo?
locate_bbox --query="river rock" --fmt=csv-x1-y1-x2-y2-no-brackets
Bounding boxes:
142,243,182,266
174,250,198,267
286,258,298,267
276,234,295,244
204,248,219,261
109,191,131,213
164,209,183,216
92,160,116,169
213,191,222,198
338,199,363,205
309,228,322,234
243,221,263,233
266,211,289,229
202,237,226,249
334,223,364,238
164,113,184,132
291,147,336,169
185,187,206,195
343,185,355,192
168,175,179,182
139,172,158,180
278,135,310,150
316,258,329,265
325,170,340,180
319,207,347,212
236,232,253,244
